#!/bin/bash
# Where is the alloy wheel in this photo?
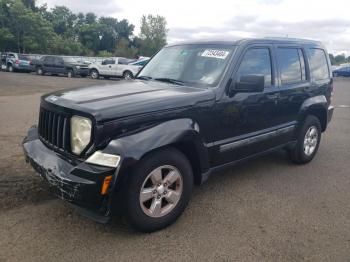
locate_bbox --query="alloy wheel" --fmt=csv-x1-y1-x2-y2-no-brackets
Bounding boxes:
303,126,318,156
139,165,183,218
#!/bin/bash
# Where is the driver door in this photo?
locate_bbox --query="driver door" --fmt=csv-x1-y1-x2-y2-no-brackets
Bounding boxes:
210,46,280,166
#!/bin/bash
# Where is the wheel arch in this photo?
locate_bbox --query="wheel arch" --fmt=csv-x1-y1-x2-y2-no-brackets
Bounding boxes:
102,118,210,185
123,70,133,77
298,95,328,132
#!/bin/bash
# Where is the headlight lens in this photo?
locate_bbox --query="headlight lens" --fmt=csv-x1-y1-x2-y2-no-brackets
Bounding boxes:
86,151,121,168
70,116,92,155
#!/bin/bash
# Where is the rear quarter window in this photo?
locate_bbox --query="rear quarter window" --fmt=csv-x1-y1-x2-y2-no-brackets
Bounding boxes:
309,48,329,81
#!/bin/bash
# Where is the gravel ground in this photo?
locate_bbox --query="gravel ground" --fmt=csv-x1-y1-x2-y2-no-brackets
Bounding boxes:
0,71,349,262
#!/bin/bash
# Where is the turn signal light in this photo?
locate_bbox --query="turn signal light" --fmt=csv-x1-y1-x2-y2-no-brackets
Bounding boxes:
101,175,113,195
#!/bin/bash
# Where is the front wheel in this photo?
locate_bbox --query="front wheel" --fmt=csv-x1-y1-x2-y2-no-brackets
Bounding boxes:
125,148,193,232
288,115,321,164
123,71,133,80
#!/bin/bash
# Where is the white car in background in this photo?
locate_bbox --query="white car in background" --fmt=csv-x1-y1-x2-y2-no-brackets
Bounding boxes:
89,57,148,79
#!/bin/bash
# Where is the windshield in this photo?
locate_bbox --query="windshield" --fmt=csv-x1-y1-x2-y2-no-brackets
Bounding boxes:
138,44,235,87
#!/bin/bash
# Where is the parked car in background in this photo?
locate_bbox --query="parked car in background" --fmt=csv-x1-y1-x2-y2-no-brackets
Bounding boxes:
332,66,350,77
0,52,7,70
2,52,32,72
129,58,149,67
33,56,89,77
89,57,143,79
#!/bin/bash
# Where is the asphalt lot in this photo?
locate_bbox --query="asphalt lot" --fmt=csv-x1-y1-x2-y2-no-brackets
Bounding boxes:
0,71,349,261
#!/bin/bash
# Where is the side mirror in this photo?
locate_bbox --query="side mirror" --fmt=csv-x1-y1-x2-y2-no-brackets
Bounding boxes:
233,74,265,93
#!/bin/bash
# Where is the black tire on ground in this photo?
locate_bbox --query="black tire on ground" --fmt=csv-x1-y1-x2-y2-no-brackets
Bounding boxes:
288,115,322,164
125,147,193,232
123,71,133,79
90,69,99,79
36,67,44,75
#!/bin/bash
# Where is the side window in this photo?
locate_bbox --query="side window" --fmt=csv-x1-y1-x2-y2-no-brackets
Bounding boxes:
55,57,63,64
44,56,53,63
277,48,306,84
309,48,330,80
236,48,272,86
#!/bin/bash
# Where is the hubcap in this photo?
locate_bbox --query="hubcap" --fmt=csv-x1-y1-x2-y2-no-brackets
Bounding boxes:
124,73,131,79
303,126,318,156
139,165,183,218
91,71,98,79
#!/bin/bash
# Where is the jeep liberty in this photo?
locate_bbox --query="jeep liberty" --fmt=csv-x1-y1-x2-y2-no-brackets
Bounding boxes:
23,38,334,232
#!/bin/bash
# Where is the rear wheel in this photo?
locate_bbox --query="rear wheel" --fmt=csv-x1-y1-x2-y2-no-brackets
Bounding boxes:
125,148,193,232
289,115,321,164
90,69,99,79
7,64,14,72
67,69,74,78
36,67,44,75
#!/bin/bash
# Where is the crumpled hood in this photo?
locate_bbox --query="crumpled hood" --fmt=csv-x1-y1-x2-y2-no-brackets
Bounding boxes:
42,80,216,122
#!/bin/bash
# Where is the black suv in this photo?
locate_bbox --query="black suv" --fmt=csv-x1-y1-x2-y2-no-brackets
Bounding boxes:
23,38,334,232
33,56,89,77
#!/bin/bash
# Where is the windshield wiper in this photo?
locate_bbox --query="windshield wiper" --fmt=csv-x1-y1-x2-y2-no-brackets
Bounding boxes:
136,76,152,80
154,78,185,86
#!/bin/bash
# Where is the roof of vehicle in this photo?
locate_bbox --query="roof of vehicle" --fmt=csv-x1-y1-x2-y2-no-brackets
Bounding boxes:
167,37,323,47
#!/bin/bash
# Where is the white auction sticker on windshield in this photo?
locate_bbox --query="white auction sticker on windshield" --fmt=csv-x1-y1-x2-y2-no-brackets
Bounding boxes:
201,49,230,59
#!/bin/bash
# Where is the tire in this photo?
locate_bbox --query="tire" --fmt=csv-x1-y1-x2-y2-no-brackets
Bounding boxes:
90,69,99,79
7,64,14,72
67,69,74,78
123,70,133,80
125,147,193,232
288,115,322,164
36,67,44,75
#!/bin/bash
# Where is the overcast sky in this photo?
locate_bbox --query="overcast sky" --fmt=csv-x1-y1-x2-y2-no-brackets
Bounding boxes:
37,0,350,54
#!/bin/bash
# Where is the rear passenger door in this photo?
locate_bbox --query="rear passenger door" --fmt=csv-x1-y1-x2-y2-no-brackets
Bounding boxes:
273,46,310,135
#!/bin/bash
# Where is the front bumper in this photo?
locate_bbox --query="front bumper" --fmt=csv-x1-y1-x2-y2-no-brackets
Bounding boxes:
23,126,117,221
75,68,89,76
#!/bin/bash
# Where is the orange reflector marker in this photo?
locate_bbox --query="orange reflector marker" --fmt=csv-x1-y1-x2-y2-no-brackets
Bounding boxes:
101,175,113,195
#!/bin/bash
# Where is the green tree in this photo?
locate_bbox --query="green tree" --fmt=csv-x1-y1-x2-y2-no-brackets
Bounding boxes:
138,14,168,56
49,6,76,37
114,37,137,58
85,12,96,24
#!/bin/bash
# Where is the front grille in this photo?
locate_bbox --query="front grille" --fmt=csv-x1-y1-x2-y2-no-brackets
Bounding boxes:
38,107,70,152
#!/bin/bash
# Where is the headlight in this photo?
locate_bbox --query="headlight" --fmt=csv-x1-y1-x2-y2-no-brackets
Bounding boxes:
86,151,121,168
70,116,92,155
